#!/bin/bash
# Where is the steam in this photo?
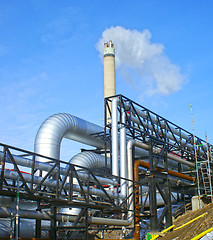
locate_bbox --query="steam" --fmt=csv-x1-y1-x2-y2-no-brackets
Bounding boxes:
96,26,186,96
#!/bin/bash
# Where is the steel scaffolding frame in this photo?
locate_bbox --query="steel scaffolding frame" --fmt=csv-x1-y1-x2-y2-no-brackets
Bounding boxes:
104,94,211,232
0,94,212,238
105,95,212,163
0,143,129,239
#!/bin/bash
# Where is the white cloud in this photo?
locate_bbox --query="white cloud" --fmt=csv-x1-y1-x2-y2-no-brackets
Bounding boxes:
96,26,186,96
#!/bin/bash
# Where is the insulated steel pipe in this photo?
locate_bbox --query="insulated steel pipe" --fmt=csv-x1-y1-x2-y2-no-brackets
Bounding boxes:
0,207,130,227
0,151,117,186
123,102,208,155
126,140,195,223
127,140,194,168
136,160,194,182
112,97,119,177
120,112,127,197
1,169,122,200
127,114,197,153
34,113,104,160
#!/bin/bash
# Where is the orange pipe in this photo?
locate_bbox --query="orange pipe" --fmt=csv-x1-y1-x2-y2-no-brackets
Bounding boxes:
137,160,195,182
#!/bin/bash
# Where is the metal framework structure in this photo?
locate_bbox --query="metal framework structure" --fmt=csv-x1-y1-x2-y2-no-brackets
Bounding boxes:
0,143,129,239
0,94,212,239
105,95,211,162
104,94,213,231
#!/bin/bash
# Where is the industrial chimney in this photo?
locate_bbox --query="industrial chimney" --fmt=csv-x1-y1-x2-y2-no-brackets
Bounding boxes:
104,40,115,99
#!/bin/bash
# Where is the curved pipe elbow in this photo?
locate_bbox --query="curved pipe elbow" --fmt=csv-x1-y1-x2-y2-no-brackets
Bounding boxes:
34,113,104,160
127,139,136,151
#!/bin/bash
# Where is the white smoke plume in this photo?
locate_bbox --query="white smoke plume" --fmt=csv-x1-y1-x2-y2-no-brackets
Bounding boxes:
96,26,186,96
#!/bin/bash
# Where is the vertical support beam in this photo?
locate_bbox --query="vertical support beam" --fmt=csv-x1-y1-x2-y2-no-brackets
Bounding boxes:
163,145,172,227
0,147,6,190
56,160,60,199
36,202,41,238
50,205,57,240
148,139,158,231
68,165,73,203
164,179,172,227
148,174,158,231
84,207,89,240
35,219,41,238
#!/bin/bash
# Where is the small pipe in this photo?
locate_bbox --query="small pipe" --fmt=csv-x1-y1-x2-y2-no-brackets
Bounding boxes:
128,139,195,168
151,224,175,240
125,158,194,240
15,176,20,240
123,140,195,240
174,212,208,231
136,160,194,182
120,112,127,197
190,226,213,240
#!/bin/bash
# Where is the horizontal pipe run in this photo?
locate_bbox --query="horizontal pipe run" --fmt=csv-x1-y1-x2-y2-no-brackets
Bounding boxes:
0,151,117,186
128,140,195,168
1,169,124,200
128,114,196,152
0,207,130,226
137,160,195,182
122,100,208,156
138,167,193,186
124,102,195,144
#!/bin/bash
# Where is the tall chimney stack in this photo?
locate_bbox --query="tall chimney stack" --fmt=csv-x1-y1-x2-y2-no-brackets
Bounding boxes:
104,40,115,99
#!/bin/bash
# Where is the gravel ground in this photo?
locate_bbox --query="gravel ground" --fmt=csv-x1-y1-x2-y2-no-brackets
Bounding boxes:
160,203,213,240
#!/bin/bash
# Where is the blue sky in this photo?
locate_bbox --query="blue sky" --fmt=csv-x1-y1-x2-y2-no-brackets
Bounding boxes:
0,0,213,160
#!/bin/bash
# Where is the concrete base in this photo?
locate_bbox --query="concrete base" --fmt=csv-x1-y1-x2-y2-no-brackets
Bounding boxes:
192,196,205,210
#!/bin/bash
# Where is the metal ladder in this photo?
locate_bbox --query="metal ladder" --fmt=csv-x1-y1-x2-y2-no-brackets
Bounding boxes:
197,161,212,196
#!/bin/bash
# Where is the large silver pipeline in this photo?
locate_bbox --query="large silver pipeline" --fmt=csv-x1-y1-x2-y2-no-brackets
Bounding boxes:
1,169,122,199
69,151,109,169
0,152,116,186
124,102,207,154
34,113,104,160
128,114,196,152
127,139,195,168
112,98,119,177
125,103,190,141
0,207,131,226
66,151,114,216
